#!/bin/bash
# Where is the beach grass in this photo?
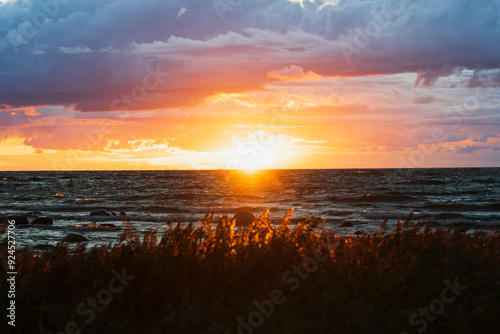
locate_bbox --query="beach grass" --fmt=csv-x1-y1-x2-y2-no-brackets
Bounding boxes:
1,211,499,334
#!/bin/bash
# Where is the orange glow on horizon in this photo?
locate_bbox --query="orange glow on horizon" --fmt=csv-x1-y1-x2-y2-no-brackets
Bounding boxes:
1,70,496,170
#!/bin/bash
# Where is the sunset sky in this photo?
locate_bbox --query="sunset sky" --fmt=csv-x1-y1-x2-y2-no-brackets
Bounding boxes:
1,0,500,170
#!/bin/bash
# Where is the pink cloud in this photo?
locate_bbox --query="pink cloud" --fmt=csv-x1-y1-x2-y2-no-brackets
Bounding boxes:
267,65,322,81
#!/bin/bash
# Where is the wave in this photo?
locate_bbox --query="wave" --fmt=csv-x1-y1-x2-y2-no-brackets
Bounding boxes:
397,189,485,197
433,212,468,220
419,203,500,212
6,204,134,213
364,211,417,220
472,178,498,184
330,193,416,203
142,205,193,213
321,210,356,217
397,179,448,185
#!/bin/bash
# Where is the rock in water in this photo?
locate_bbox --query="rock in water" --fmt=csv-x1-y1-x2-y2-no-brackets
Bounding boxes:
33,217,54,225
340,222,353,227
6,215,29,224
64,234,89,242
232,211,255,226
89,210,111,216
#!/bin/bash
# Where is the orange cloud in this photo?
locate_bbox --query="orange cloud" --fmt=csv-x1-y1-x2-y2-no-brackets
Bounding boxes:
267,65,322,81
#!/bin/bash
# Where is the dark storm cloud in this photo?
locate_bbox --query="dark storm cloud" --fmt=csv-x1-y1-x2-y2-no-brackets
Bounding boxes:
0,0,499,111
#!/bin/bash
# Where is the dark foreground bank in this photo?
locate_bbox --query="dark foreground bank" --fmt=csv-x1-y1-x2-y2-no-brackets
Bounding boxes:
1,212,499,334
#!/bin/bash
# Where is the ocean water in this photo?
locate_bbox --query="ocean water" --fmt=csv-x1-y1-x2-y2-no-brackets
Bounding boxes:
1,168,499,249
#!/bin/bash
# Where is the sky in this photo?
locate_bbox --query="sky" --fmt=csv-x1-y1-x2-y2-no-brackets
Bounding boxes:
0,0,500,170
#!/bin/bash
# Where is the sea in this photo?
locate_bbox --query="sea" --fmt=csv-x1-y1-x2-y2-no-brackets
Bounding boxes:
1,168,499,249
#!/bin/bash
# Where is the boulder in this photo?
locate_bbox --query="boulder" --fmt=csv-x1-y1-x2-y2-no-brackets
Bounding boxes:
232,211,255,226
100,223,117,228
6,215,29,225
89,210,111,216
111,212,118,216
119,211,127,216
340,222,353,227
33,217,54,225
63,234,89,242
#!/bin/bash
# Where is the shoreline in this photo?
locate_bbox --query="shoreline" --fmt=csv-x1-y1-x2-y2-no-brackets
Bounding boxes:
2,210,499,251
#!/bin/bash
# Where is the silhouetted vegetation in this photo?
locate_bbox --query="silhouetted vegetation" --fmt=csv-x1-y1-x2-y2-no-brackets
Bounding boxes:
1,211,499,334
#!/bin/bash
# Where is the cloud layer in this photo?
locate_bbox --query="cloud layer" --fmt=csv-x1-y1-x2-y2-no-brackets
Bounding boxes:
1,0,500,110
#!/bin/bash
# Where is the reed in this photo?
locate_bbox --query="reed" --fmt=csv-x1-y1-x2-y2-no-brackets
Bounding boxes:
1,211,499,334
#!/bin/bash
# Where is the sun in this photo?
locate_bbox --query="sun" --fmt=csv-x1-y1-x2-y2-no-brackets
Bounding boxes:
239,147,278,170
224,146,279,171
